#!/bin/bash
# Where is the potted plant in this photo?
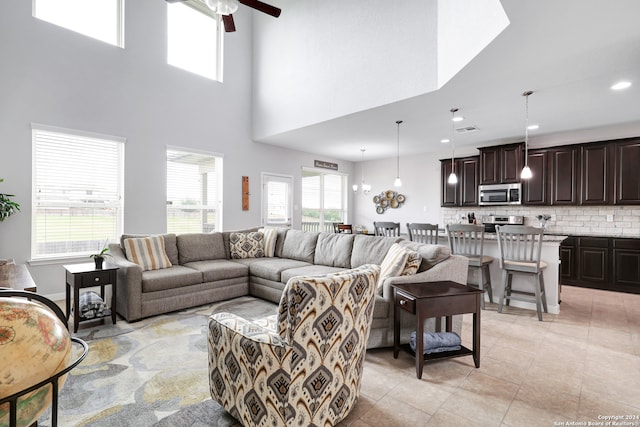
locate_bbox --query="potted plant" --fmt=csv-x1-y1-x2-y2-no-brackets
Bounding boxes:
0,178,20,222
90,246,111,269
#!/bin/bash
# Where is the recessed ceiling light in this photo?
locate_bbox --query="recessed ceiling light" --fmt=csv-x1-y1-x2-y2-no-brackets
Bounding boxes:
441,138,450,143
527,124,539,130
451,116,464,122
611,81,632,90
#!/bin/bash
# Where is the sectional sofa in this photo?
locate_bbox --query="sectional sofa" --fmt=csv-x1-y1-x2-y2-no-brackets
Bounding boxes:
107,227,468,348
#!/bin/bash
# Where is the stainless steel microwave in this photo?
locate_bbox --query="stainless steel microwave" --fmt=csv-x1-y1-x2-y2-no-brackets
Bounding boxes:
478,183,522,206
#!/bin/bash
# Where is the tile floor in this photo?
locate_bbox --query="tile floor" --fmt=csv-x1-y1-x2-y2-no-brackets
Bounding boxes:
342,285,640,426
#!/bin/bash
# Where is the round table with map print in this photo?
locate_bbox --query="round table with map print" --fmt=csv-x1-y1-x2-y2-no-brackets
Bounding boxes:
0,297,72,427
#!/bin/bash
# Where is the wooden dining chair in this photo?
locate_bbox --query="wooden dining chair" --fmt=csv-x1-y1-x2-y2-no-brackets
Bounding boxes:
337,224,353,234
406,223,439,244
373,221,400,237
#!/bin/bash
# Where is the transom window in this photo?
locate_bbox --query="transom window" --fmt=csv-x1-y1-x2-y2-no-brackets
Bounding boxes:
33,0,124,48
167,148,223,234
301,168,348,232
167,1,223,81
32,125,125,260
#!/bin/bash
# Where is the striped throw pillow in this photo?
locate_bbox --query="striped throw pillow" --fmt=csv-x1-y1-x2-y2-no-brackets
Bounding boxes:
401,250,422,276
377,243,410,294
259,227,278,257
123,235,172,271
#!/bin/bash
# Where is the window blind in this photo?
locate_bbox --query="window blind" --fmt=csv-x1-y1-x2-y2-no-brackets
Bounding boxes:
167,149,221,234
32,125,124,259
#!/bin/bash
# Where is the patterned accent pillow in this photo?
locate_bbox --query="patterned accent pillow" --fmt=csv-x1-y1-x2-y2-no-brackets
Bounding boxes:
123,235,172,271
230,232,265,259
401,250,422,276
259,227,278,257
377,243,410,294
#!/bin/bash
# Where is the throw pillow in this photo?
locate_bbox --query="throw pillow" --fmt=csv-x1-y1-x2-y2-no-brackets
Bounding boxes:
230,231,265,259
259,227,278,257
377,243,410,294
401,250,422,276
123,235,172,271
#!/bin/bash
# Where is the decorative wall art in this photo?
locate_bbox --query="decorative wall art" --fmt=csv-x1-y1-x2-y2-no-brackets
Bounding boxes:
373,190,406,214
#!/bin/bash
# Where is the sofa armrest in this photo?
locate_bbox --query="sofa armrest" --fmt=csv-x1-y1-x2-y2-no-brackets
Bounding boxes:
108,243,143,321
381,254,469,299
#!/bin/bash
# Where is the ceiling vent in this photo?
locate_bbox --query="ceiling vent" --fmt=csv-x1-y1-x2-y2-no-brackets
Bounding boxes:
456,125,479,134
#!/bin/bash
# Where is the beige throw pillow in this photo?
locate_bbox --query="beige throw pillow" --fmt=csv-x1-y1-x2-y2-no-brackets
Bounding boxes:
377,243,410,294
259,227,278,257
401,250,422,276
123,235,172,271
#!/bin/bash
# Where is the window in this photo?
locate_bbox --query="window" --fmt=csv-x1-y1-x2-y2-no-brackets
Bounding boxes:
167,1,223,81
262,173,292,227
32,125,125,260
33,0,124,47
301,168,347,232
167,148,222,234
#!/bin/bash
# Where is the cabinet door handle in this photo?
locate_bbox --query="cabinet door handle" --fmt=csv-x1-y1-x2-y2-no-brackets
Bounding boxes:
94,277,100,282
400,300,406,306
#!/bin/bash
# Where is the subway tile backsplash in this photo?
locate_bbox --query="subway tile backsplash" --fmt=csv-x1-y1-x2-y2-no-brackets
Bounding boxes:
443,206,640,238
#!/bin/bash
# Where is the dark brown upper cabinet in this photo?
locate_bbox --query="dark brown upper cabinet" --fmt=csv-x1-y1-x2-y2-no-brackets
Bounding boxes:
551,146,579,205
440,156,479,207
613,138,640,205
479,143,523,185
522,149,549,205
580,142,613,205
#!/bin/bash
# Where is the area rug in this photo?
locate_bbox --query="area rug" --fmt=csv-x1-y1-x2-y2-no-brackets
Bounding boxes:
38,296,278,426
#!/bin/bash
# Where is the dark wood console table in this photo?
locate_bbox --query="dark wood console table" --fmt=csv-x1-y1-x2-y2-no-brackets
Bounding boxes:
392,280,483,379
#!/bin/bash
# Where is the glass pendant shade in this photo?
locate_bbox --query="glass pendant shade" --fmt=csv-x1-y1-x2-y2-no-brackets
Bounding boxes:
394,177,402,187
448,172,458,184
205,0,239,15
520,165,532,179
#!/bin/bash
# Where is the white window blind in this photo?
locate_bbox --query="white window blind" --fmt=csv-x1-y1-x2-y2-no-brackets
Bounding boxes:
301,169,347,232
32,125,124,259
33,0,124,48
167,149,222,234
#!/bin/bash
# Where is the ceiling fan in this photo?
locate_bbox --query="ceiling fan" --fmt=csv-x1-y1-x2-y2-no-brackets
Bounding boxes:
166,0,281,33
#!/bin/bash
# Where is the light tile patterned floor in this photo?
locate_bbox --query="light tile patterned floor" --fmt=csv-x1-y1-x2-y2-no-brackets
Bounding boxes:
342,285,640,426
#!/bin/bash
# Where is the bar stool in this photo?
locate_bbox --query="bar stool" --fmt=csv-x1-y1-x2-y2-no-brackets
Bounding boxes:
406,223,439,244
495,225,548,321
446,224,493,309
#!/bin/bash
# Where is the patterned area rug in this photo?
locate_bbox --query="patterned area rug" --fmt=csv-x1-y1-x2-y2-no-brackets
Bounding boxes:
38,296,278,426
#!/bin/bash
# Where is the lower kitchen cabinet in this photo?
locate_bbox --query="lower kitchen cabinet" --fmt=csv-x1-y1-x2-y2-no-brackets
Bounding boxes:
560,236,640,294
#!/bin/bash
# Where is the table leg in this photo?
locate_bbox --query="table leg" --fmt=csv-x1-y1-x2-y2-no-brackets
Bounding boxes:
73,282,80,333
445,316,452,332
393,290,400,358
473,295,481,368
65,282,71,321
416,309,424,379
111,280,117,326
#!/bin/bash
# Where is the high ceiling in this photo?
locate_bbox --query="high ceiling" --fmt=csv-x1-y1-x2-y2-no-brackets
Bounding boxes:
254,0,640,162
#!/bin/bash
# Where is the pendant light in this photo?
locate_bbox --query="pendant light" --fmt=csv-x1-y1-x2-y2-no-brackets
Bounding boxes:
353,149,371,194
521,90,534,180
447,108,459,184
394,120,403,187
205,0,239,15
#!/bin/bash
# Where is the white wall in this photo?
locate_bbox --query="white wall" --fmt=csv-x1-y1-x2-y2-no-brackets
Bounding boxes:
0,0,352,297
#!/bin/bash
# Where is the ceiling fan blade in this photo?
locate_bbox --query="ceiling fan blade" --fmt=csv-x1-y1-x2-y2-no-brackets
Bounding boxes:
238,0,281,18
222,14,236,32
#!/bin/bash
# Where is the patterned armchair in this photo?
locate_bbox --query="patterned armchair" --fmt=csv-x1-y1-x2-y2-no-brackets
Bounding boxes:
208,264,381,426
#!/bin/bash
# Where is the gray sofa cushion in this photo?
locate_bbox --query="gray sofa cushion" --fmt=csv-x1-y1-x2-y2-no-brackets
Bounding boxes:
177,233,227,264
281,230,319,263
183,259,249,282
141,265,203,293
351,235,402,267
246,258,312,282
280,265,345,284
397,241,450,272
121,233,179,266
314,233,354,268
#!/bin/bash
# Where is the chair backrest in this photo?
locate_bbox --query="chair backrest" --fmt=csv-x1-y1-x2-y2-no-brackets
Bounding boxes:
406,223,439,244
495,225,544,271
373,221,400,237
446,223,485,258
332,222,343,233
337,224,353,234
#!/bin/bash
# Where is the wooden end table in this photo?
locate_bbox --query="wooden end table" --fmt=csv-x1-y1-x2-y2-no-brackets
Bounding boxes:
64,263,118,333
392,280,483,379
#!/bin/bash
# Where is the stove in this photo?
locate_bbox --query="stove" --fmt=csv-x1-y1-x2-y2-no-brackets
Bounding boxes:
481,215,524,233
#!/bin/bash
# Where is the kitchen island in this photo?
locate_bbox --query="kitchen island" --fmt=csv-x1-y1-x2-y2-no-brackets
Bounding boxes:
440,234,567,315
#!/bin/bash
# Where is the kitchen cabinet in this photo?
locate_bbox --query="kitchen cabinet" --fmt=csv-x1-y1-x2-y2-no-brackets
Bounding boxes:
577,237,610,287
479,143,523,185
522,149,549,205
613,138,640,205
612,238,640,293
440,156,479,207
551,146,579,205
559,236,576,283
580,142,613,205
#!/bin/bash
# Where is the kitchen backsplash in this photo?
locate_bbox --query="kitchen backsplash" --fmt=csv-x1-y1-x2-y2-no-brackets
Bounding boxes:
443,205,640,238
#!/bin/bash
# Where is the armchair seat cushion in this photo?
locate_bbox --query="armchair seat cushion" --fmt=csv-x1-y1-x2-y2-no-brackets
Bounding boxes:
244,258,312,282
280,265,345,284
141,265,203,293
183,259,249,282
